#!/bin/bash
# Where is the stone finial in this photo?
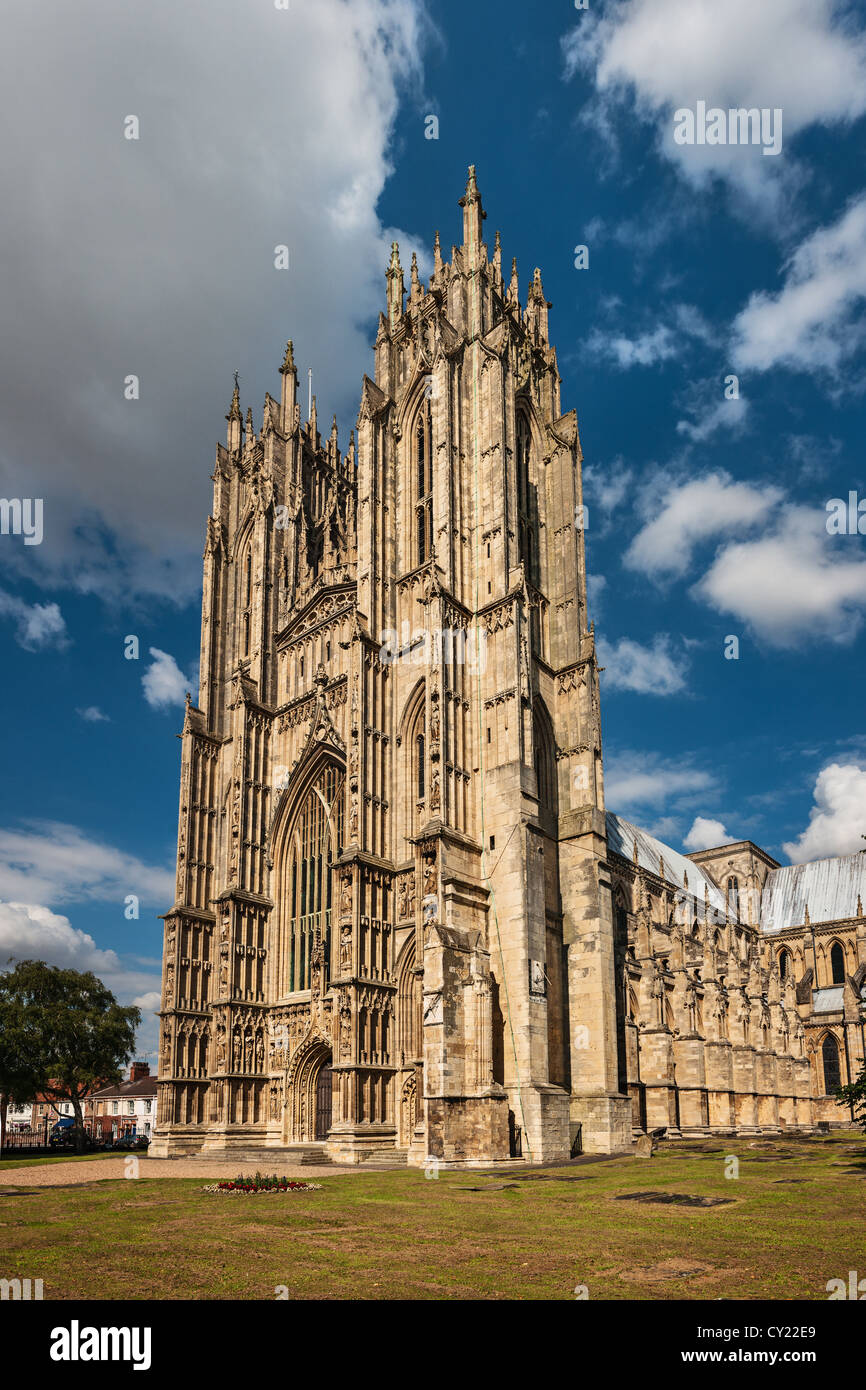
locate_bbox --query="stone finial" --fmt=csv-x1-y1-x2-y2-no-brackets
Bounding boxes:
226,373,241,421
386,240,404,325
804,902,810,926
459,163,486,247
280,340,296,374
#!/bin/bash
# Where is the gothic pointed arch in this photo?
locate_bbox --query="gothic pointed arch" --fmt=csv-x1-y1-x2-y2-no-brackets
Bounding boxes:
821,1031,841,1093
395,934,422,1067
270,750,345,998
398,679,427,843
284,1032,333,1142
532,696,557,824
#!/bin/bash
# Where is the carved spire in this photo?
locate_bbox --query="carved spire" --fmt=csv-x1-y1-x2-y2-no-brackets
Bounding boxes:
386,240,404,326
278,342,298,430
459,163,485,250
507,255,519,309
493,228,502,282
226,372,242,452
433,229,443,279
410,250,422,306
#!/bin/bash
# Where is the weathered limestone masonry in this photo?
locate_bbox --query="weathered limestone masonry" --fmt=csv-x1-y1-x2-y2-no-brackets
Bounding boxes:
152,169,866,1164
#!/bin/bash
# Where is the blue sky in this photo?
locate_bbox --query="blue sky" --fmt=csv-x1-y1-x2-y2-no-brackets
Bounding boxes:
1,0,865,1059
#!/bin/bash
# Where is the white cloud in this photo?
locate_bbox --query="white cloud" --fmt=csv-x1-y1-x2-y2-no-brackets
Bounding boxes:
676,392,749,443
563,0,866,213
605,749,717,814
0,901,162,1060
77,705,110,723
0,0,431,603
0,901,121,974
132,990,161,1013
731,194,866,375
684,815,731,851
0,590,68,650
695,505,866,646
782,762,866,861
597,634,688,695
0,821,175,908
587,303,713,369
625,471,782,580
142,648,196,710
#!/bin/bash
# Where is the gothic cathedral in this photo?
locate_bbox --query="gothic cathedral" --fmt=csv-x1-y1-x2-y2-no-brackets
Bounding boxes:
153,169,866,1164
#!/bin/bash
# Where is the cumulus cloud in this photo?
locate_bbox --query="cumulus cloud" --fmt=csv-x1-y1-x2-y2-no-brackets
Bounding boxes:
142,648,196,710
0,0,431,604
782,762,866,861
625,471,782,580
684,815,732,851
76,705,110,723
604,749,717,816
676,390,750,443
731,194,866,376
0,901,121,974
695,505,866,646
597,634,688,695
0,821,175,908
0,589,68,650
587,303,713,369
562,0,866,215
0,901,162,1059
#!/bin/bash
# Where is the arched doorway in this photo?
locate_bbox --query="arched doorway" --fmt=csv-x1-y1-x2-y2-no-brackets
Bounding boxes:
315,1062,333,1140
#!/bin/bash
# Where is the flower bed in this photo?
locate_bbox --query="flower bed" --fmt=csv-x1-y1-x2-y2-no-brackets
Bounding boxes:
202,1172,322,1195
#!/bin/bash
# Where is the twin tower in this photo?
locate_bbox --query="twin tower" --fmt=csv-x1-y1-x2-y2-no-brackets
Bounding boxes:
151,167,631,1164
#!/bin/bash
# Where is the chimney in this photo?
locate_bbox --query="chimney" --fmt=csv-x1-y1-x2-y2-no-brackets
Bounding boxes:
130,1061,150,1082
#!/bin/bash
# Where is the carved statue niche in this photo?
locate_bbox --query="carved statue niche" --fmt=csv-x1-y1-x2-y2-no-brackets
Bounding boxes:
340,869,353,919
423,849,437,897
340,925,352,974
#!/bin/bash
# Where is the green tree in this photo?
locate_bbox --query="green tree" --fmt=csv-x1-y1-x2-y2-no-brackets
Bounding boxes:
0,967,50,1152
0,961,140,1153
835,1063,866,1134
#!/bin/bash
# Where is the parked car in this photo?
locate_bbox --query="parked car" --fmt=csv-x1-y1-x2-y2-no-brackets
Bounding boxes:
49,1119,101,1150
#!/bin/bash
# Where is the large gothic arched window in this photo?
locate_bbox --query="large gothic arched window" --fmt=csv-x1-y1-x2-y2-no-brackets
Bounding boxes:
240,544,253,657
830,941,845,985
414,401,433,566
279,761,344,994
822,1033,841,1093
516,414,533,581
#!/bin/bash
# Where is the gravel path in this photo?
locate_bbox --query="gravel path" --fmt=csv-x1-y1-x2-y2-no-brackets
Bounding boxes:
0,1157,343,1186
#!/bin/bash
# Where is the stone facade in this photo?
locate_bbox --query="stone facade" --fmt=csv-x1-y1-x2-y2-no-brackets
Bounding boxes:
151,168,865,1164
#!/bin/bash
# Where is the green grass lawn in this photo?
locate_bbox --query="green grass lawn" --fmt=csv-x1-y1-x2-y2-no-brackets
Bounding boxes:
1,1132,862,1301
0,1150,122,1171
